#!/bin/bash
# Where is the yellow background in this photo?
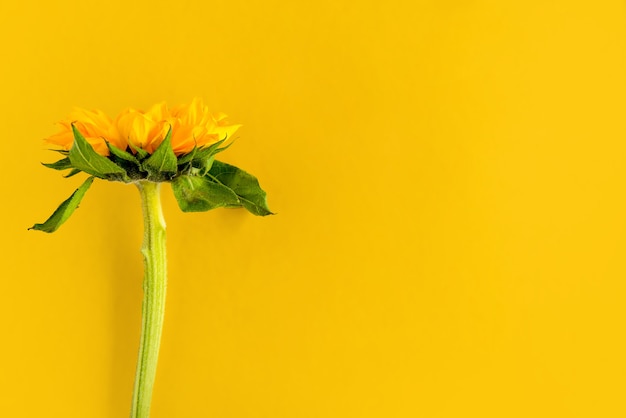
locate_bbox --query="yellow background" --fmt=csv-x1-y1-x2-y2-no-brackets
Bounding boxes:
1,0,626,416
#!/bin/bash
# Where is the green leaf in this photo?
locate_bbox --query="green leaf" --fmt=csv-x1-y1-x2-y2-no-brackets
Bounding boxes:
171,175,241,212
208,160,273,216
69,125,127,180
142,127,177,181
42,157,73,171
29,176,95,233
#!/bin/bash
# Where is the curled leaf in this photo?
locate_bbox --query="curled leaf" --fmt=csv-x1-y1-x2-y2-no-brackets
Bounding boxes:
208,161,273,216
29,176,95,233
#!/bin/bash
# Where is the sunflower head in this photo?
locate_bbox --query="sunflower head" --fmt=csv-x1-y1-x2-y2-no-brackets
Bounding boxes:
46,98,240,158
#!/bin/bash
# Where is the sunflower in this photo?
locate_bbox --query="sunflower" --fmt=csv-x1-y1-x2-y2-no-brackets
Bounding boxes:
32,99,272,418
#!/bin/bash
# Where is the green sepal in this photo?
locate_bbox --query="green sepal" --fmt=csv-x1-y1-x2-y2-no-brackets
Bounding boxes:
130,142,150,160
200,155,216,175
106,141,146,180
214,139,234,155
106,141,140,165
42,157,73,171
171,175,241,212
64,168,82,178
208,160,273,216
176,145,199,166
50,149,70,156
192,138,227,160
29,176,95,233
69,125,128,181
142,127,177,181
177,138,230,169
196,140,233,174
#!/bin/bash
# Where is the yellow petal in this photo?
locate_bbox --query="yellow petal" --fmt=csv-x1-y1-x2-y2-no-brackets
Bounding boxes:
116,109,157,151
146,101,170,121
214,123,242,141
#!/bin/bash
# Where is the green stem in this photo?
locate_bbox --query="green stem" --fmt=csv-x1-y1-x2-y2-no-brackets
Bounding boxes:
131,181,167,418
